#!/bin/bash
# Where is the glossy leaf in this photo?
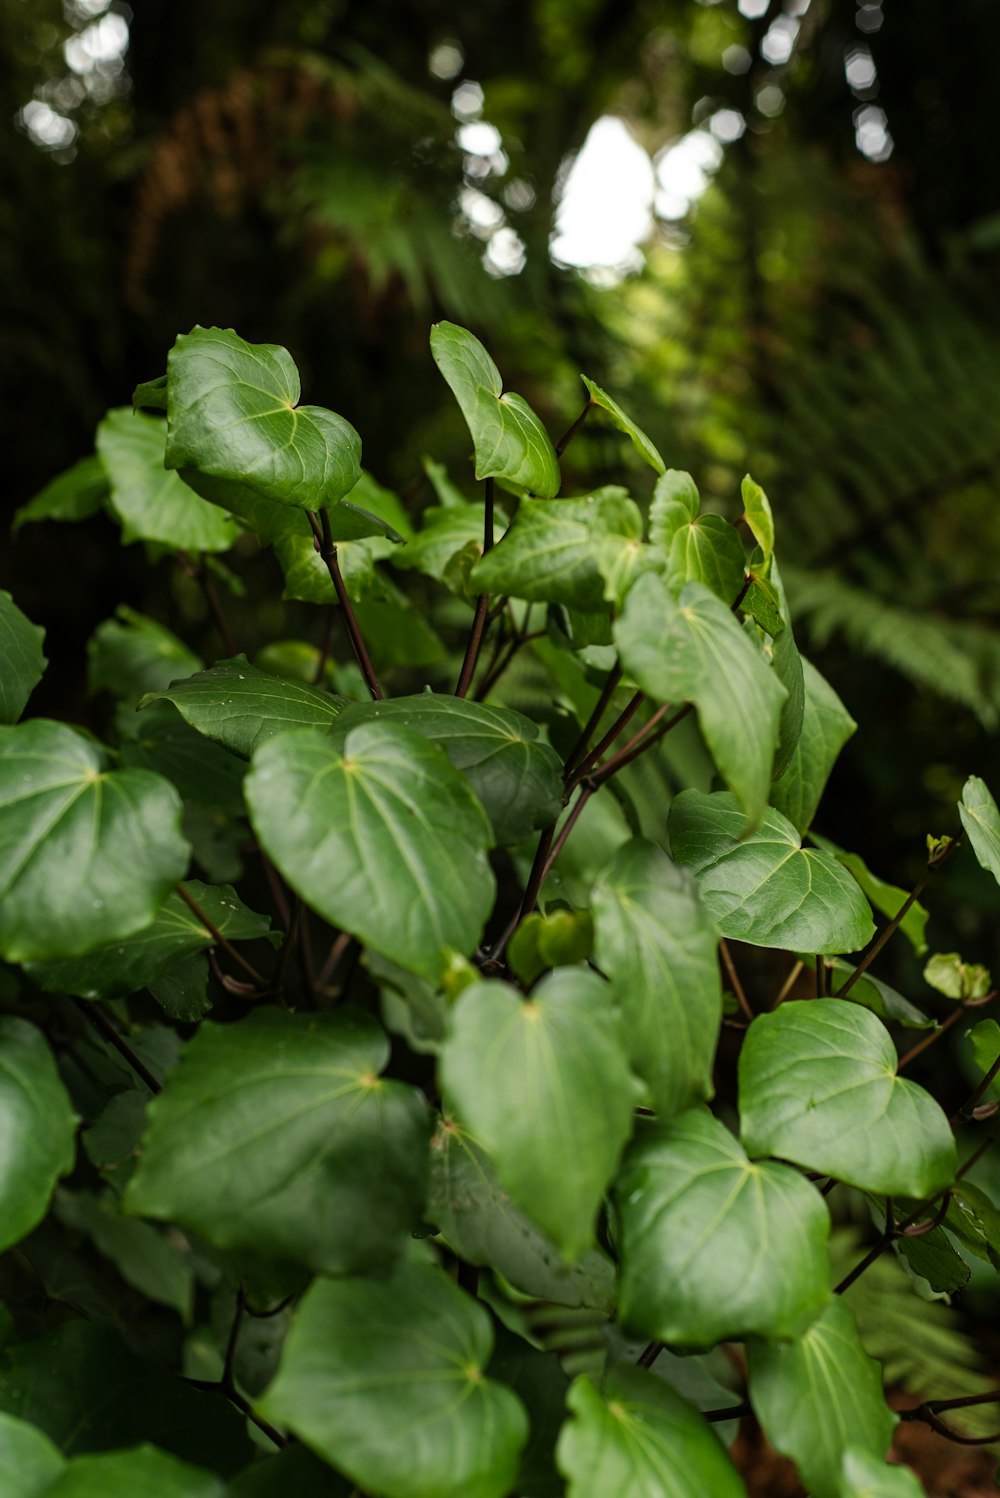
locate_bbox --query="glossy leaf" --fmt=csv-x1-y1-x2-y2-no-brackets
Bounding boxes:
394,504,499,584
945,1180,1000,1269
440,969,639,1260
334,693,562,845
87,607,201,705
12,455,108,534
430,321,559,497
810,834,928,955
0,1018,77,1253
770,658,856,832
556,1366,748,1498
741,474,774,573
580,376,665,474
0,720,188,963
165,327,361,509
669,792,875,954
959,775,1000,885
823,959,934,1030
665,513,746,605
0,593,46,724
142,657,344,759
258,1262,528,1498
428,1119,616,1311
649,469,700,548
591,839,722,1116
97,410,239,552
768,561,805,777
615,1109,830,1346
118,703,245,814
124,1008,429,1274
245,723,495,980
739,1000,956,1196
615,577,786,830
746,1299,897,1498
834,1448,925,1498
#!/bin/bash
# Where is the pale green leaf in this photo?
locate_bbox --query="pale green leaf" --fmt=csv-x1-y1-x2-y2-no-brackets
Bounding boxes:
924,951,991,1000
580,376,665,474
810,834,928,955
741,474,774,574
0,1411,64,1496
834,1447,925,1498
649,470,699,548
959,776,1000,885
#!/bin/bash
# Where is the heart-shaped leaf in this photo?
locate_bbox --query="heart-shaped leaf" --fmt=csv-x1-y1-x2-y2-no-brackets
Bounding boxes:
165,327,361,509
615,1110,830,1346
591,839,722,1116
97,409,239,552
257,1262,528,1498
959,775,1000,885
649,469,699,548
0,720,189,963
0,1018,77,1254
770,658,856,833
615,577,787,830
142,657,344,758
664,513,746,604
245,722,494,980
810,834,928,955
739,1000,956,1196
430,322,560,497
441,970,639,1260
580,376,665,474
0,593,46,724
669,791,876,954
124,1008,429,1274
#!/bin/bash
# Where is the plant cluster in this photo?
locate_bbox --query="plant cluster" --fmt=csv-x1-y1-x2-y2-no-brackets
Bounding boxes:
3,321,1000,1497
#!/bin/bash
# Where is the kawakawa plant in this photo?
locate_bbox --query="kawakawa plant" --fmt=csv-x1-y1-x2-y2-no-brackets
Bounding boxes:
3,321,1000,1498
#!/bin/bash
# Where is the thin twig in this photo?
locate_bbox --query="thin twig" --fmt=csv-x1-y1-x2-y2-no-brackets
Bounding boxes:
490,823,556,963
771,959,805,1009
592,704,693,785
836,840,957,1000
223,1285,245,1388
720,940,754,1022
199,565,237,657
73,999,161,1095
474,629,546,701
567,692,645,790
260,853,291,930
556,399,592,457
636,1341,664,1370
311,510,383,699
183,1377,286,1448
271,896,303,998
316,930,354,994
176,883,267,987
455,478,495,698
563,662,623,778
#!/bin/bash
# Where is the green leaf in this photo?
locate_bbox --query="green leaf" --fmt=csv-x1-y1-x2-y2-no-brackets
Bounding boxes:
245,723,495,981
770,658,856,833
43,1446,224,1498
0,720,189,963
615,1109,830,1346
0,1412,64,1496
0,1018,77,1253
834,1447,925,1498
746,1299,897,1498
738,1000,956,1196
119,703,245,814
470,489,648,611
649,470,700,548
124,1008,429,1274
487,1329,569,1498
669,792,875,954
142,657,344,759
394,505,497,585
132,372,168,410
54,1190,194,1322
0,594,46,724
810,834,928,956
27,882,273,1001
556,1366,748,1498
823,959,934,1030
768,561,805,778
741,574,784,636
944,1180,1000,1269
579,376,665,474
430,321,559,498
97,410,239,552
165,327,361,510
924,951,991,1000
665,514,746,605
965,1018,1000,1100
891,1218,969,1294
741,474,774,574
958,776,1000,885
258,1262,528,1498
428,1119,616,1311
334,694,562,846
228,1445,353,1497
12,455,108,534
440,969,639,1260
87,607,202,704
615,577,787,830
591,839,722,1116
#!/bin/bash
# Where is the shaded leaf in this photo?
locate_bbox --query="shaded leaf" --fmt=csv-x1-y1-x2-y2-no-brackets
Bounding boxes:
770,658,856,833
12,456,108,534
0,1411,64,1496
54,1190,194,1322
97,410,238,553
142,658,344,759
87,608,201,705
823,959,934,1030
0,594,46,724
0,1018,77,1253
810,834,928,956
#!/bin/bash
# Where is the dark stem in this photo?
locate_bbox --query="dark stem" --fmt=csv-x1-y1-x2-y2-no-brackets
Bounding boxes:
455,478,495,698
183,1377,287,1449
73,999,161,1094
271,896,303,997
592,704,693,785
313,605,336,685
176,883,267,987
567,691,645,790
473,628,545,701
555,399,593,457
540,785,595,883
563,661,623,778
490,823,556,963
704,1402,751,1424
816,955,828,998
260,853,291,930
316,930,354,995
223,1285,245,1389
720,940,754,1022
636,1341,664,1370
312,509,383,700
835,839,957,999
952,1045,1000,1123
199,565,237,657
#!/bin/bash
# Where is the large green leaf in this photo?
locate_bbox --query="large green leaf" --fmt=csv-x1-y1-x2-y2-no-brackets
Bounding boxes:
97,409,240,553
834,1448,925,1498
334,694,562,846
428,1119,616,1311
394,504,499,584
141,658,344,759
739,1000,956,1195
12,455,108,534
615,1109,829,1346
165,327,361,509
669,792,875,953
649,470,699,548
124,1008,429,1274
746,1299,897,1498
0,1018,77,1253
615,577,786,830
959,775,1000,885
440,969,639,1260
591,839,721,1116
42,1446,224,1498
470,489,648,611
245,723,495,981
664,513,746,605
810,835,928,955
430,322,559,497
0,720,189,963
118,703,245,814
257,1262,528,1498
87,608,201,705
0,593,46,724
770,658,856,833
27,882,273,1001
556,1366,748,1498
579,376,665,474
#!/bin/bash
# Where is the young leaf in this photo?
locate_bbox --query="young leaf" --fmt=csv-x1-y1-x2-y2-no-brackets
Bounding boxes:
579,375,665,474
958,775,1000,885
124,1008,429,1275
440,970,640,1261
430,321,560,497
245,723,495,981
591,839,722,1116
556,1366,748,1498
665,513,746,604
87,607,201,704
615,1110,830,1346
615,576,787,830
810,833,928,955
739,1001,956,1196
669,792,875,954
0,593,46,724
141,657,344,758
741,474,774,574
746,1299,897,1498
0,720,189,963
0,1018,77,1254
965,1018,1000,1100
257,1262,529,1498
835,1447,925,1498
770,658,857,833
97,409,240,553
822,959,934,1030
925,951,991,999
394,504,499,584
768,562,805,778
165,327,362,509
12,454,108,534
